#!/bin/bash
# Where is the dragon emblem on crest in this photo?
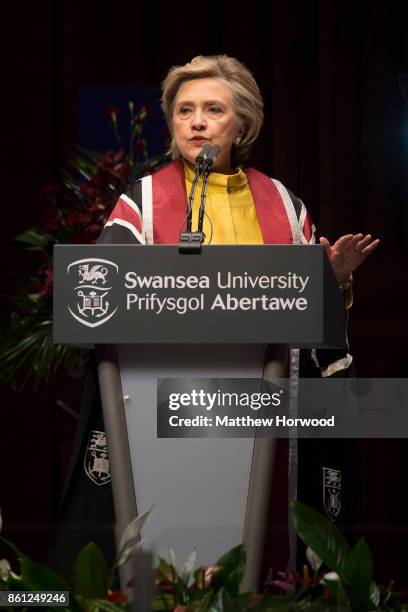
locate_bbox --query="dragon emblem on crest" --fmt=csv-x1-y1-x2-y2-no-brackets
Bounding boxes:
78,264,109,284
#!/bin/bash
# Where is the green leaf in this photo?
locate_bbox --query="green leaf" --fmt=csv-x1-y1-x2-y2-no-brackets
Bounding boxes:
73,542,110,599
187,591,213,611
216,543,246,568
221,592,252,611
152,592,176,610
343,538,373,604
14,229,49,248
173,577,189,605
75,597,128,612
0,536,78,612
207,588,235,612
0,310,77,391
245,594,296,611
291,501,350,574
212,544,246,597
0,537,68,590
156,559,178,584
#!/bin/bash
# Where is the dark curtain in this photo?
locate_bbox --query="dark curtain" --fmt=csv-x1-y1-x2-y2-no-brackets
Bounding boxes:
1,0,407,585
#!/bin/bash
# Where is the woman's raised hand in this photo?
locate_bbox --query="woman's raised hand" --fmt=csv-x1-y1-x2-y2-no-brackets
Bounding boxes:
319,234,380,282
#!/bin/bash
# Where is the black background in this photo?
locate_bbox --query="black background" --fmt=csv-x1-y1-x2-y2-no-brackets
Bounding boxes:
1,0,407,585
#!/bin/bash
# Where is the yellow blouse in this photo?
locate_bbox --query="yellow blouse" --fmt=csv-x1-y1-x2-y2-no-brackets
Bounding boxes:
183,161,263,245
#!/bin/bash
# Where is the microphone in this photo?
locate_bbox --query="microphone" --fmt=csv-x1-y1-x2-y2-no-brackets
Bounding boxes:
195,143,212,172
179,144,220,252
197,145,221,234
203,145,221,174
186,144,212,232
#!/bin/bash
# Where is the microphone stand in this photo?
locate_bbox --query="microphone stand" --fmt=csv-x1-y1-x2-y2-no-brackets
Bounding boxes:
186,165,201,233
196,145,220,239
196,167,211,237
179,144,211,253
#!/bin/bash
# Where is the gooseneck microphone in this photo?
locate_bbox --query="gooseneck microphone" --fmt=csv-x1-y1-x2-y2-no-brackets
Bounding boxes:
179,144,220,253
197,145,221,234
186,143,212,232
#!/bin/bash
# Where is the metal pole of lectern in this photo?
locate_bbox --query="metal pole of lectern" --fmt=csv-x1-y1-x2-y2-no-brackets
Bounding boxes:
241,345,289,592
96,345,139,599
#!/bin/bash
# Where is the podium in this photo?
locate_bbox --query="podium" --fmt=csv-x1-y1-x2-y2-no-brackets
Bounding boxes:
54,244,346,591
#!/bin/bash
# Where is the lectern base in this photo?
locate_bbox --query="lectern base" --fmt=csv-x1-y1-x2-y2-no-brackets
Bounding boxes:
118,344,264,564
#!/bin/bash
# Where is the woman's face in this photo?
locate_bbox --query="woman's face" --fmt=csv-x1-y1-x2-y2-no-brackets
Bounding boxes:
172,77,243,174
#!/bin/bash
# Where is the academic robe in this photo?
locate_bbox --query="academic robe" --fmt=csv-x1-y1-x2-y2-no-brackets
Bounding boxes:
50,160,356,578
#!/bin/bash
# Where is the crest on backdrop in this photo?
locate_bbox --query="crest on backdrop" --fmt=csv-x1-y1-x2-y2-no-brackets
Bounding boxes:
322,466,342,521
84,430,111,486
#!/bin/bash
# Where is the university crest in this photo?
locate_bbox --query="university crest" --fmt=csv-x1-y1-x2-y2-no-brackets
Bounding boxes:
322,467,342,521
84,430,111,486
67,258,119,327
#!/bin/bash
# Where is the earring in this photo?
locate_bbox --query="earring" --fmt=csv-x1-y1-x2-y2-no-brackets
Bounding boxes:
235,136,241,144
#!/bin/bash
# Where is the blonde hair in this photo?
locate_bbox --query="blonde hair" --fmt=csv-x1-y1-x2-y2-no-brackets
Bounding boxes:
161,55,264,166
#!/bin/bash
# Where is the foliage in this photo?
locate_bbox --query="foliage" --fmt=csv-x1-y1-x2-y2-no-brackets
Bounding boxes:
1,503,408,611
0,506,153,611
0,104,167,390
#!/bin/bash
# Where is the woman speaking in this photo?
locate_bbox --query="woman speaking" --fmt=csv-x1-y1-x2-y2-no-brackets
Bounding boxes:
101,54,377,293
53,55,378,577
